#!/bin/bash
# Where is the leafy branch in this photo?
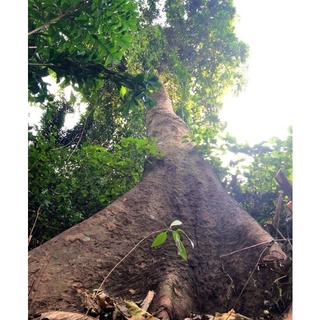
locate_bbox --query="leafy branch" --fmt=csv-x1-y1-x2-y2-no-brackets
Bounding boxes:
28,0,89,35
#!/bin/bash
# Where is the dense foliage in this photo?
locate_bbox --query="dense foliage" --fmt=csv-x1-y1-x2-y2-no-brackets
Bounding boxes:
220,127,293,238
28,0,139,101
28,0,292,250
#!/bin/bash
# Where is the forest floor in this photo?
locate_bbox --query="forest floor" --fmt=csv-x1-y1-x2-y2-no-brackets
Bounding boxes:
29,287,291,320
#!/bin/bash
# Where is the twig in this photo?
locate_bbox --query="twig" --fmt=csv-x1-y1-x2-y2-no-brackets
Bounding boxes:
221,262,234,300
66,112,90,162
220,240,274,258
28,205,42,246
28,0,88,36
219,239,291,258
273,191,283,234
271,225,293,250
141,290,156,311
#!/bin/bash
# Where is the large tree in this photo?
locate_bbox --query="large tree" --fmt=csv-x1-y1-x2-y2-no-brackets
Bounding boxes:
28,84,290,319
28,0,291,318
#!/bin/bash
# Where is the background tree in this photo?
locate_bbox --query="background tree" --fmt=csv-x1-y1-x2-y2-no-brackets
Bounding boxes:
220,127,292,238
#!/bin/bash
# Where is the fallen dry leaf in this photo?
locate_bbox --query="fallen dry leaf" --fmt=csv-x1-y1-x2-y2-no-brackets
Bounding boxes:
214,309,236,320
34,311,96,320
124,300,159,320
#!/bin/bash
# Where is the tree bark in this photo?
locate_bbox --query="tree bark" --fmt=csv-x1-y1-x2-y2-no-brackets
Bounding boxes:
28,84,289,319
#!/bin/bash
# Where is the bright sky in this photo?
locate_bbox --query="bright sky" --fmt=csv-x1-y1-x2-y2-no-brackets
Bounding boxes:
220,0,296,145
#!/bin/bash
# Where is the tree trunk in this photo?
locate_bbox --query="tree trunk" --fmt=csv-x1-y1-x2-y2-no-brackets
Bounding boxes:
28,85,289,319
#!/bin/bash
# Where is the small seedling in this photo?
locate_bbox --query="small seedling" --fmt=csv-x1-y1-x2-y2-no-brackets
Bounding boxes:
151,220,194,260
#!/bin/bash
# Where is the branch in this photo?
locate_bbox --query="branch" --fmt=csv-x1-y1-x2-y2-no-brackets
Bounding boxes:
28,0,88,36
275,169,292,200
66,117,88,162
28,62,141,89
272,190,283,235
28,205,42,246
28,63,58,67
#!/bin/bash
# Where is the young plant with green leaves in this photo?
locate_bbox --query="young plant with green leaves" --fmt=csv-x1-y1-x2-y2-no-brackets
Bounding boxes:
151,220,194,261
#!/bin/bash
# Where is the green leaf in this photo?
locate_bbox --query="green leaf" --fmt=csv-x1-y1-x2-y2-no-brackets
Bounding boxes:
119,85,127,98
176,228,195,249
104,54,114,66
98,195,106,204
151,231,167,247
172,230,181,243
132,74,145,85
169,220,182,228
176,239,187,260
